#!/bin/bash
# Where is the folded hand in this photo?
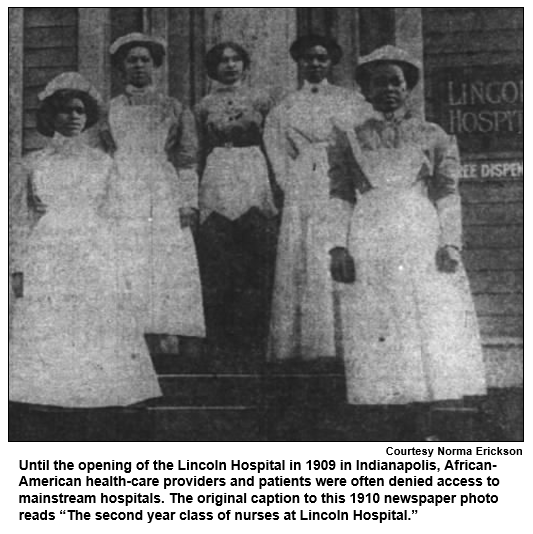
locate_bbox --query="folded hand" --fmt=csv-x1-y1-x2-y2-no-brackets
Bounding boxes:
436,245,461,273
330,247,356,284
179,207,199,231
12,272,23,298
30,194,47,215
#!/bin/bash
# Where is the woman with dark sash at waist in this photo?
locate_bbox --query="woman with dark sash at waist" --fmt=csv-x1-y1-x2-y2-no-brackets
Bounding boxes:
195,42,279,364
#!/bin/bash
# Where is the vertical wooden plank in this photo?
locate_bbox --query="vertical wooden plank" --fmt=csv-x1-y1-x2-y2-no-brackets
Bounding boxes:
332,8,359,89
168,8,206,106
297,8,334,36
144,8,168,95
322,8,336,36
168,8,192,105
78,8,110,147
359,8,395,55
9,8,24,161
191,8,207,105
395,8,425,118
78,8,111,101
296,8,312,37
110,7,143,41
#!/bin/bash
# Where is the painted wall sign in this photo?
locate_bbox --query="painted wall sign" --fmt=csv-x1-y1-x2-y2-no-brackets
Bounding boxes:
460,159,523,180
431,66,523,153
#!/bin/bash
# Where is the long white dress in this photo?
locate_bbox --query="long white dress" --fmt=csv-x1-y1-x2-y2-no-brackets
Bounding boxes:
328,113,487,404
107,88,205,337
264,81,371,360
9,135,162,407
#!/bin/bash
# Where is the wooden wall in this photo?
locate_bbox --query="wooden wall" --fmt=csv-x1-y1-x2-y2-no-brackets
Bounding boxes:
423,8,523,71
423,8,523,375
22,8,78,152
168,8,207,107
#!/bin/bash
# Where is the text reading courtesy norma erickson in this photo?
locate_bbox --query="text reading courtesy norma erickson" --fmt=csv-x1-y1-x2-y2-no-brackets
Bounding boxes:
16,447,522,523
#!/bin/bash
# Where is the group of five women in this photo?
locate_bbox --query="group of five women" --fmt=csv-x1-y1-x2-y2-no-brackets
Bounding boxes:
9,32,487,439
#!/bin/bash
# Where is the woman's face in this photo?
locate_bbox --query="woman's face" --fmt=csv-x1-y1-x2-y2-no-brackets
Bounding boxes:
216,47,245,85
52,97,87,137
367,63,409,112
123,46,154,88
299,45,332,84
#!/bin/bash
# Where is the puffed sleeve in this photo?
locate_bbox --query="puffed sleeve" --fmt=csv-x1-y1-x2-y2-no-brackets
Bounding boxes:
9,162,26,273
257,85,287,118
337,89,374,131
264,102,292,191
167,100,200,209
429,128,463,250
326,126,358,250
9,159,38,273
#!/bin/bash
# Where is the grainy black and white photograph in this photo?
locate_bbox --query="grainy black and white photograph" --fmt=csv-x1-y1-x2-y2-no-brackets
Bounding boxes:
8,7,524,442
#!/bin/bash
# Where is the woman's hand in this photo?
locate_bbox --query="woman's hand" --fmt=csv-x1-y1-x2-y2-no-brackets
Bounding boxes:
330,247,356,283
12,272,23,298
287,126,314,159
179,207,199,231
30,194,47,215
436,245,461,273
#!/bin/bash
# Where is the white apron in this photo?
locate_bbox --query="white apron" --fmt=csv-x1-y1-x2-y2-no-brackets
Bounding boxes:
109,104,205,337
9,143,161,407
342,146,487,404
199,146,277,222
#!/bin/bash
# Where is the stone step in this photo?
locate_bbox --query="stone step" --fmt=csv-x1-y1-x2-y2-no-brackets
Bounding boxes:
148,406,261,441
8,403,262,442
156,375,262,406
9,388,522,442
153,371,347,407
3,402,495,442
150,348,345,375
9,351,523,443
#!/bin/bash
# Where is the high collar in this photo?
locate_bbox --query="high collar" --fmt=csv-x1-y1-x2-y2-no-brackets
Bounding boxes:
50,132,86,155
125,83,156,96
376,106,411,124
210,79,244,94
302,79,330,94
124,84,162,105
